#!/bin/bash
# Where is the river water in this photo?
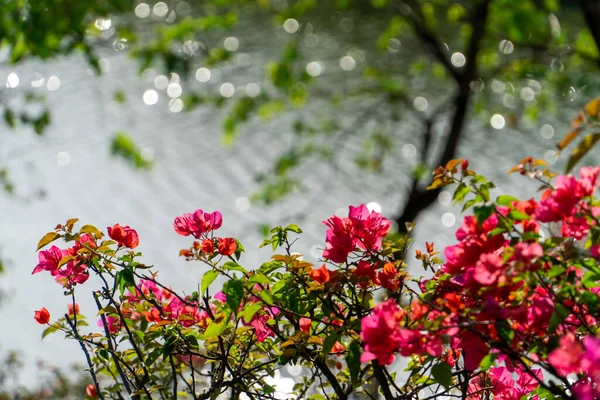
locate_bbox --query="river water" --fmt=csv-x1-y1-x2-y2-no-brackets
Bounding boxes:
0,15,595,389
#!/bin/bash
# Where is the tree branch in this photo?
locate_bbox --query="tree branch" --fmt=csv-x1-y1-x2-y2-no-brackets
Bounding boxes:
581,0,600,60
395,0,491,228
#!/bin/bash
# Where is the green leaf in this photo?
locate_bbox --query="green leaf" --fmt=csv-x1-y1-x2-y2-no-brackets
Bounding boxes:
431,362,452,389
452,183,470,205
145,348,162,367
548,265,566,279
223,262,248,274
204,318,228,339
111,132,152,170
223,279,244,315
548,303,570,333
42,324,59,338
508,210,531,221
285,224,303,234
240,302,263,323
258,261,284,276
496,195,519,206
36,232,61,251
322,333,339,356
201,270,220,293
462,198,478,212
474,205,494,225
479,353,497,371
80,224,102,236
248,273,272,285
233,239,245,261
346,342,361,384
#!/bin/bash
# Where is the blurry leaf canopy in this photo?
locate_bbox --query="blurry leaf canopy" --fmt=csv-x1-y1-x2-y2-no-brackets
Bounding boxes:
1,0,600,222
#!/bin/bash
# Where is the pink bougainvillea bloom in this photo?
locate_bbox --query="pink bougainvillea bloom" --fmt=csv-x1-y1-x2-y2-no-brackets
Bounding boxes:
322,204,391,263
217,237,236,256
98,315,121,334
322,215,355,263
515,368,543,397
348,204,391,251
579,166,600,196
250,313,275,342
572,380,595,400
173,213,195,236
69,233,96,255
360,298,403,365
581,336,600,372
548,333,584,376
299,317,311,334
461,331,489,371
107,224,139,249
536,175,582,222
526,288,554,332
513,242,543,263
561,215,591,240
173,209,223,238
53,262,89,288
473,253,505,285
590,244,600,258
214,291,227,303
34,307,50,324
32,246,67,274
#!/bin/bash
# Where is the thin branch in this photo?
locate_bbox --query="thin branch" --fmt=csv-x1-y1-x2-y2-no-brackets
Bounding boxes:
64,314,105,400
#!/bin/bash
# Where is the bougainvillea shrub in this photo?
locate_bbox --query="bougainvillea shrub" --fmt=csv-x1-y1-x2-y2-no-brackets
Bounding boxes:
33,155,600,399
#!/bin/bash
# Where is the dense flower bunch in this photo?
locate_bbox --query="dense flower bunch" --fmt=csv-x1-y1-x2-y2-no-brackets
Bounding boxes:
32,158,600,400
358,158,600,399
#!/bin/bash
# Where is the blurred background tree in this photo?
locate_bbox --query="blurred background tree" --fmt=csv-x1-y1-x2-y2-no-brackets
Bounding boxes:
2,0,600,226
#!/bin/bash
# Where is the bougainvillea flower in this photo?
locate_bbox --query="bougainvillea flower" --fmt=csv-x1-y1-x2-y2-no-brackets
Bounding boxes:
201,238,215,254
536,175,582,222
69,233,96,255
98,315,121,334
473,253,504,286
173,209,223,238
352,260,377,287
68,303,80,316
322,215,355,263
107,224,139,249
299,317,311,334
360,299,404,365
32,245,67,274
579,166,600,196
85,384,98,398
250,313,276,342
330,341,345,355
322,204,391,263
348,204,391,251
548,333,583,376
53,262,89,288
217,237,236,256
34,307,50,324
309,264,332,285
460,331,489,371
